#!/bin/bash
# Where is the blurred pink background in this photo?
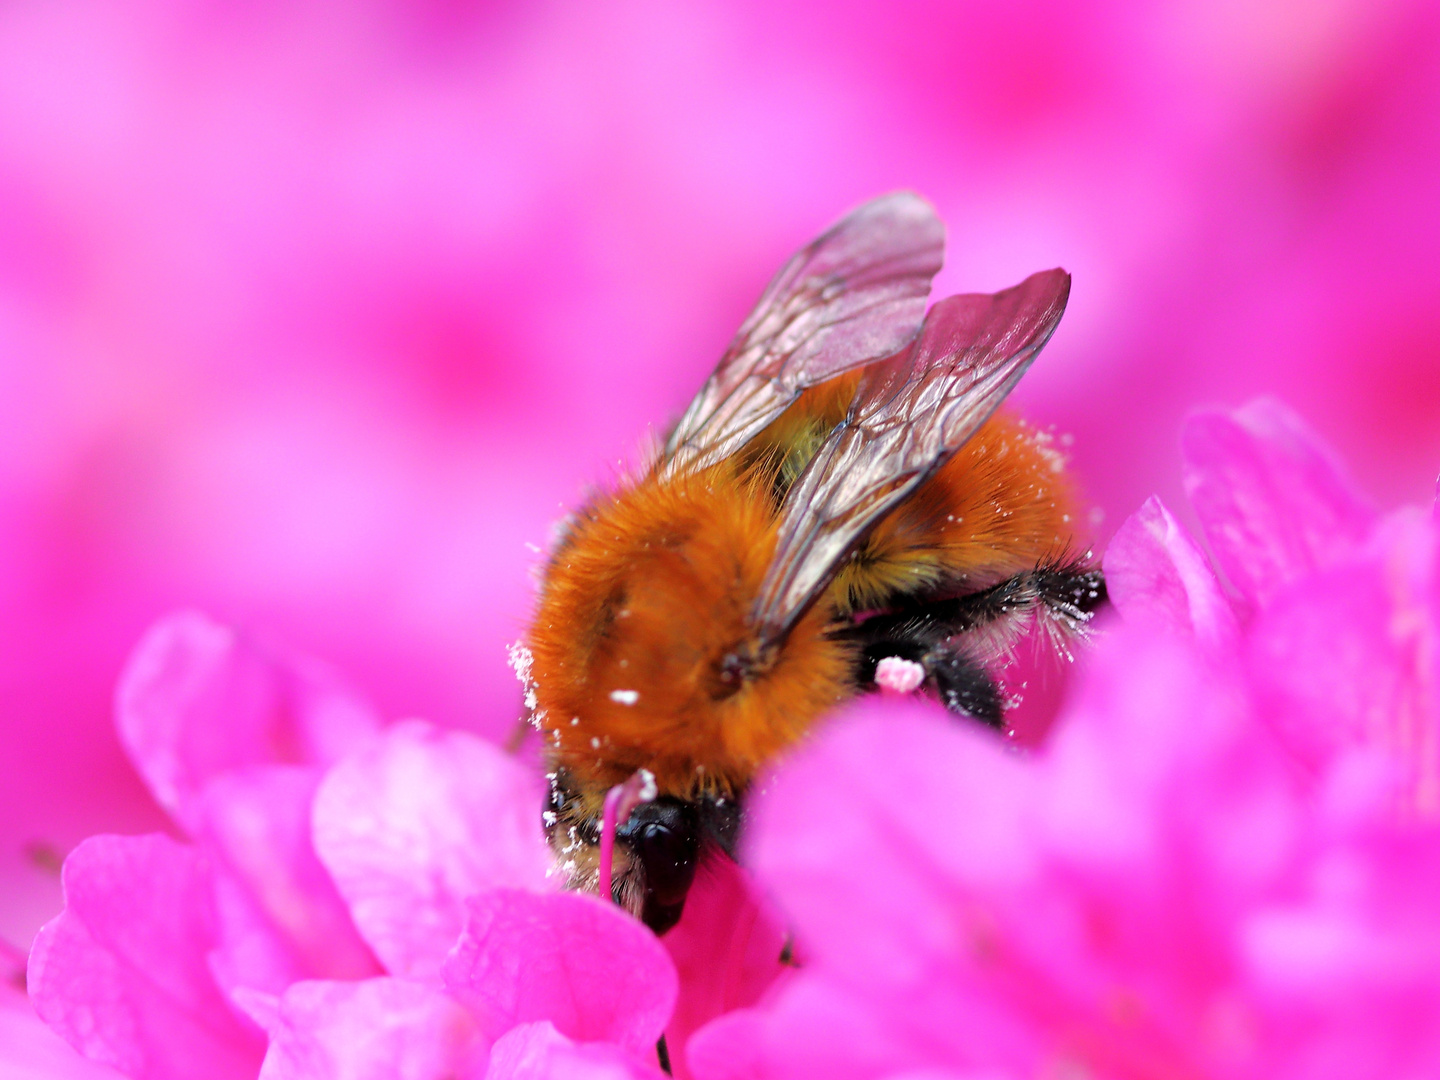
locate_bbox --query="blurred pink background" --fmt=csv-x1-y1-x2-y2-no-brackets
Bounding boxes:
2,0,1438,954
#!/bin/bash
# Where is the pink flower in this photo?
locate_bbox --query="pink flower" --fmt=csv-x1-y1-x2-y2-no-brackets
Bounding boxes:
1111,399,1440,811
25,612,688,1079
7,0,1440,977
689,399,1440,1079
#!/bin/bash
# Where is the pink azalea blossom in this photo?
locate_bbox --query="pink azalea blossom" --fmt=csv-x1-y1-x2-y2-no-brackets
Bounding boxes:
26,399,1440,1078
689,399,1440,1079
6,2,1440,1073
25,611,718,1079
7,0,1440,974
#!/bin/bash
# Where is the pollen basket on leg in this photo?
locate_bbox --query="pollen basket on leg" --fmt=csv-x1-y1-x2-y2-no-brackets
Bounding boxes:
528,463,855,802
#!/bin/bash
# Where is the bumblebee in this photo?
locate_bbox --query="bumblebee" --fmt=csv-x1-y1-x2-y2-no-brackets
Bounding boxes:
525,193,1104,932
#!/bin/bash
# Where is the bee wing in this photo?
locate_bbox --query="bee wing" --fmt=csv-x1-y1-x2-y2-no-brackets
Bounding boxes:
753,268,1072,646
660,192,944,475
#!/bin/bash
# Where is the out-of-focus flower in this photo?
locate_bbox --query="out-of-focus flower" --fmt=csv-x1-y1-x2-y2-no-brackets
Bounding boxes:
660,852,791,1078
7,0,1440,975
1114,398,1440,814
689,399,1440,1079
1,945,119,1080
24,611,693,1079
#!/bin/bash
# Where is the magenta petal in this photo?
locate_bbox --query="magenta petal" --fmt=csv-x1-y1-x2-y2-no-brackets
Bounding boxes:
442,889,677,1056
746,698,1043,1073
256,978,488,1080
749,696,1035,976
1248,510,1440,808
662,853,787,1079
745,639,1307,1078
1182,399,1376,608
116,611,381,835
1,982,125,1079
688,976,919,1080
684,1009,766,1080
312,720,552,980
487,1021,667,1080
1104,495,1239,651
200,765,379,996
1249,564,1400,774
27,834,264,1080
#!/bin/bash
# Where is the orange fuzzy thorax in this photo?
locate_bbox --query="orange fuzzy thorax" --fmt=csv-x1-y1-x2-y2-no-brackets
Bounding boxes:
528,463,853,802
834,410,1082,611
527,406,1083,806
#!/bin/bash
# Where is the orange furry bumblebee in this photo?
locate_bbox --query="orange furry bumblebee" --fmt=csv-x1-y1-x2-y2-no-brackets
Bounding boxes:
525,194,1104,933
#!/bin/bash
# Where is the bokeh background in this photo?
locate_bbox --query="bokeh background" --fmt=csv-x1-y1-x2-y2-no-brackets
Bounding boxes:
3,0,1438,956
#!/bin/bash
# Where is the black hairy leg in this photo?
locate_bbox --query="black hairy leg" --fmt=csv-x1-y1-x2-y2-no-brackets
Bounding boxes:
924,647,1005,726
839,565,1107,728
851,565,1107,644
853,635,1004,727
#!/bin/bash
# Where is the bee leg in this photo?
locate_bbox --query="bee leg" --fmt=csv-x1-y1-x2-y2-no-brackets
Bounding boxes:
1034,566,1108,624
856,638,1003,728
779,936,800,966
921,646,1004,728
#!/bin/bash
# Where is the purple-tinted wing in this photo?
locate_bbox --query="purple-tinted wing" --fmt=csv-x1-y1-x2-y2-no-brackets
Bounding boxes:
753,268,1072,646
660,193,944,474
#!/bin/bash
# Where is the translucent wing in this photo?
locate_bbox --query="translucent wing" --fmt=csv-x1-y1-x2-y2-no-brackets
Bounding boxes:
661,192,944,475
752,268,1072,647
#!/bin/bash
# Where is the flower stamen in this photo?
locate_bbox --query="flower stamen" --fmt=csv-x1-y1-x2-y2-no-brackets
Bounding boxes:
598,768,657,902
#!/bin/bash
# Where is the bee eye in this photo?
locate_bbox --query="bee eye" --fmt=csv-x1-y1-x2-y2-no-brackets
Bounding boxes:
712,647,765,700
619,797,700,933
718,652,746,683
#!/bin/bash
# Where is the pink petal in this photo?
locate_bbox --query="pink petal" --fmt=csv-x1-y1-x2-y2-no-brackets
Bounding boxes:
1249,564,1404,773
311,720,552,980
661,853,788,1079
255,978,488,1080
748,696,1035,976
199,765,379,997
0,981,125,1079
745,699,1042,1074
442,889,676,1057
116,611,381,835
1182,399,1376,609
1103,495,1239,651
1235,804,1440,1076
1248,509,1440,811
487,1021,668,1080
684,1009,765,1080
687,976,919,1080
27,834,264,1080
745,633,1308,1078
